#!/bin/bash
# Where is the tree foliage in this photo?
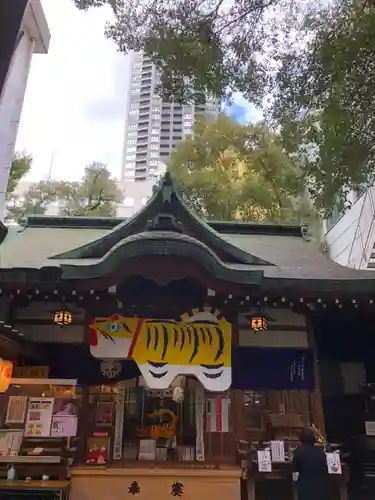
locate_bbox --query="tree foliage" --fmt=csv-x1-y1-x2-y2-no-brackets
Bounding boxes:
271,0,375,214
7,162,122,222
74,0,375,213
7,152,32,197
168,115,310,222
73,0,277,104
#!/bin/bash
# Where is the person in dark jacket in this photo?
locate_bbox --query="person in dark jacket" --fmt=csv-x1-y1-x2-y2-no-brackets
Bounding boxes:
293,428,328,500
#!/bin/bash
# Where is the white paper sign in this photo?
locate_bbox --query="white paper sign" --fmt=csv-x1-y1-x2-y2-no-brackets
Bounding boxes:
257,449,272,472
365,421,375,436
326,452,342,475
271,440,285,463
50,415,78,437
6,396,27,424
24,398,54,437
138,439,156,460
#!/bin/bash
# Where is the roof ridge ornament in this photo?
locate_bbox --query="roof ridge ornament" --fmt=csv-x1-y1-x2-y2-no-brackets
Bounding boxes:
160,171,174,204
147,213,183,233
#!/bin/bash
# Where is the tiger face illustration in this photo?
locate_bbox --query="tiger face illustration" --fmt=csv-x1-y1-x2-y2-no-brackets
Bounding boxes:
89,310,231,392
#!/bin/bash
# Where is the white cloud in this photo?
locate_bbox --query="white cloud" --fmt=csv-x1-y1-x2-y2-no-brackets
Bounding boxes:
16,0,130,182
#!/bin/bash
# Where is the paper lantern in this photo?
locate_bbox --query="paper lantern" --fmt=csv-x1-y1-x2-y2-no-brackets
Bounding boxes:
0,359,13,393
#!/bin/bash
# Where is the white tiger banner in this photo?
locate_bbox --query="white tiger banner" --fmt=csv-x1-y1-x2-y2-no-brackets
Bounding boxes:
89,309,231,392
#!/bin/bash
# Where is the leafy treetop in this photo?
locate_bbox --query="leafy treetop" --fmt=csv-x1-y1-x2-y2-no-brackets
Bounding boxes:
271,0,375,213
6,162,122,222
7,152,32,197
168,115,312,223
74,0,374,213
73,0,277,104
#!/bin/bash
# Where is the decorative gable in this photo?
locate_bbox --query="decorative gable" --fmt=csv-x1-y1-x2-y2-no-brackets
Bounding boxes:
51,173,274,266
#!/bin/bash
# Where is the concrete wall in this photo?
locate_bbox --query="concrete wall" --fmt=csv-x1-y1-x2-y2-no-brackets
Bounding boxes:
0,0,50,221
324,188,375,269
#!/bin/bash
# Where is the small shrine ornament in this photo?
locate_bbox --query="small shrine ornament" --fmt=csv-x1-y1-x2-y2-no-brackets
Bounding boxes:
171,482,184,497
100,359,121,378
128,481,140,495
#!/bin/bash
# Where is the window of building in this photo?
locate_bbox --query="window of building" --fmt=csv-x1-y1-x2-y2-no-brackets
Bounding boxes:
130,103,139,110
150,152,158,158
129,123,137,130
126,162,135,168
123,197,134,207
124,170,135,178
129,110,139,116
151,136,159,142
150,160,158,166
131,88,141,94
151,128,160,135
127,147,136,153
127,131,137,137
126,155,136,161
152,114,160,120
127,139,137,146
150,144,158,150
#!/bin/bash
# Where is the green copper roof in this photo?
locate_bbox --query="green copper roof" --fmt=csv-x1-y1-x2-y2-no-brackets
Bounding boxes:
48,172,275,266
1,173,375,296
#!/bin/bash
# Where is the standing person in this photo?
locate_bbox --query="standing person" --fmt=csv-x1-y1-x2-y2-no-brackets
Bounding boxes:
293,428,328,500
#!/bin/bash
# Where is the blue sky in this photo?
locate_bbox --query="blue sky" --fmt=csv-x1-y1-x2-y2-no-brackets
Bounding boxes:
225,93,263,124
17,0,262,182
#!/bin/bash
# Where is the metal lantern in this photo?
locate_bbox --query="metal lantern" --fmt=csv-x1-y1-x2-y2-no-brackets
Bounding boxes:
53,310,72,327
251,316,268,332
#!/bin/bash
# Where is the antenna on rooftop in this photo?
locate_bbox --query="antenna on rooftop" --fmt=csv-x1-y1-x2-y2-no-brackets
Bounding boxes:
47,148,55,181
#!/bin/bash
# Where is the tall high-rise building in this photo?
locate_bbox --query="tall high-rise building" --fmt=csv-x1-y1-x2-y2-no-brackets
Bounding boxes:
119,52,220,217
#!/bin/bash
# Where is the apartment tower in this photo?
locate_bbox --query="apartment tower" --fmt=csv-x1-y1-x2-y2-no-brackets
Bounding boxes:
119,52,220,216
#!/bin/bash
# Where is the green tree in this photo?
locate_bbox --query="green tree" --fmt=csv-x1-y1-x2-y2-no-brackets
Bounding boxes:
75,0,375,214
73,0,277,104
8,162,122,222
271,0,375,214
7,152,32,197
168,115,310,222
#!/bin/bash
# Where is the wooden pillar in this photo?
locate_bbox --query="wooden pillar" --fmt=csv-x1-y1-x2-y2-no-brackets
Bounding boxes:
229,310,246,443
232,389,246,441
306,315,326,436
